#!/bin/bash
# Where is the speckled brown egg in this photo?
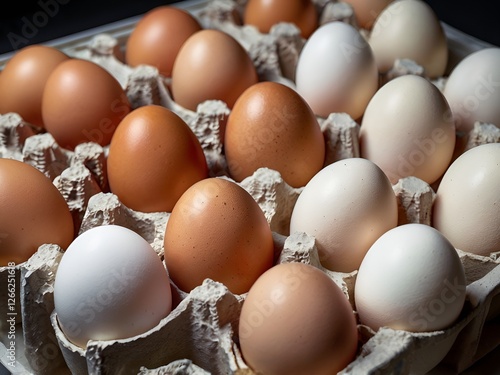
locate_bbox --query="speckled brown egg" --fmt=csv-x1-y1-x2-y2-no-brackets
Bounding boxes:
42,58,131,150
125,6,202,77
224,81,325,188
163,177,274,295
0,158,74,266
170,29,258,111
107,104,208,213
0,45,69,128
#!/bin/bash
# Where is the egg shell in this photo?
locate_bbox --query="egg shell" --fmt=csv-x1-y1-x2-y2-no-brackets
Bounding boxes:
342,0,394,30
42,58,131,151
171,29,258,111
442,47,500,133
125,6,203,77
432,143,500,256
0,45,69,128
359,74,456,185
0,158,74,266
239,262,358,375
295,21,379,120
290,157,398,273
243,0,318,38
53,224,172,348
224,81,325,188
355,223,466,332
107,104,208,213
163,177,274,295
368,0,448,79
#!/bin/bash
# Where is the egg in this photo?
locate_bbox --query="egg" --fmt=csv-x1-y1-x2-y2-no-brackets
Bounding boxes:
163,177,274,295
224,81,325,188
0,44,69,128
243,0,318,38
368,0,448,79
125,6,202,77
359,74,456,185
290,157,398,273
342,0,394,30
442,47,500,133
171,29,258,111
107,104,208,213
295,21,379,120
53,224,172,348
354,223,466,332
432,143,500,257
0,158,74,266
239,262,358,375
42,58,131,150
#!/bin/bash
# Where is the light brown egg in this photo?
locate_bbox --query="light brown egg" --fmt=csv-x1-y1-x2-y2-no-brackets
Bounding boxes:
224,81,325,188
171,29,258,111
163,177,274,295
239,262,359,375
0,45,69,128
42,58,131,151
244,0,318,38
0,158,74,266
342,0,394,30
107,104,208,213
125,6,202,77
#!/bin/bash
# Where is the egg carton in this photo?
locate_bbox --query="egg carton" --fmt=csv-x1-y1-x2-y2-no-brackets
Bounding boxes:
1,0,500,374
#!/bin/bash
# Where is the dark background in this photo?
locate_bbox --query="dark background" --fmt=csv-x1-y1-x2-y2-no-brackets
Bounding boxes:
0,0,499,56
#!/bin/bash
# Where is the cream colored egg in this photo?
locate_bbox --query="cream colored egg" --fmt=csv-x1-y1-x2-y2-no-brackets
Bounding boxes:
442,47,500,133
368,0,448,79
289,157,398,273
359,74,455,184
432,143,500,256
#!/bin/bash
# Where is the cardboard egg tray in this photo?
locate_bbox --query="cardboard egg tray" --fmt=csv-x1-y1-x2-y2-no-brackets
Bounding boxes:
1,0,499,374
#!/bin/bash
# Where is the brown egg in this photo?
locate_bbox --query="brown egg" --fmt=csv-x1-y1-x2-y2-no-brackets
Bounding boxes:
224,81,325,188
42,58,131,151
343,0,394,30
0,158,74,266
125,6,202,77
107,104,208,213
244,0,318,38
239,262,359,375
163,177,274,295
171,29,258,111
0,45,69,128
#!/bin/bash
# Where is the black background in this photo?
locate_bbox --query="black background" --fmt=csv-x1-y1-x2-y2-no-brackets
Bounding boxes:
0,0,499,56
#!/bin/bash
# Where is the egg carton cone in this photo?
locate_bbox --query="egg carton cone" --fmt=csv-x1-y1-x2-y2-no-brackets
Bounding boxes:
1,0,500,374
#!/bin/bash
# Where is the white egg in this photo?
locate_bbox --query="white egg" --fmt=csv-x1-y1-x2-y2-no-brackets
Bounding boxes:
443,47,500,133
54,224,172,348
368,0,448,79
289,157,398,273
295,21,379,120
355,223,466,332
432,143,500,257
359,74,456,184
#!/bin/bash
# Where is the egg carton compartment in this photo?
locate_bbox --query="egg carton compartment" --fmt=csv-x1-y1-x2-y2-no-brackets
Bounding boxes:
1,0,500,374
